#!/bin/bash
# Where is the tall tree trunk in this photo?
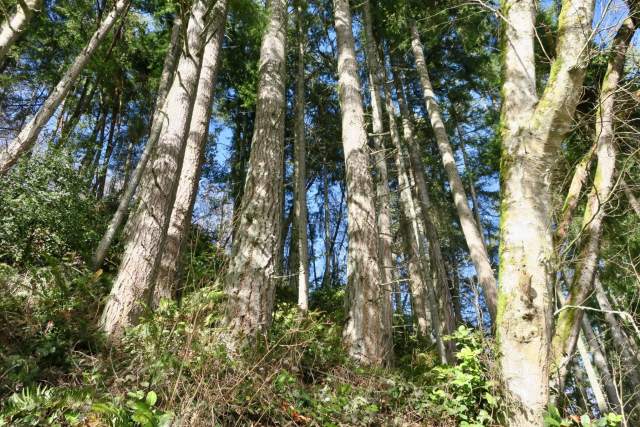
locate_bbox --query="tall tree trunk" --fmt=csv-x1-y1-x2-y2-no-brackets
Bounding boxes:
0,0,42,64
153,1,228,304
57,77,95,146
580,311,622,412
100,0,209,339
593,276,640,395
81,99,107,171
383,78,444,358
92,17,182,268
621,178,640,218
222,0,287,340
96,88,122,199
496,0,594,422
393,70,455,361
454,119,487,250
361,0,394,359
294,0,309,312
551,16,634,394
333,0,388,365
322,164,332,287
555,142,597,245
576,332,609,413
0,0,131,173
409,21,497,322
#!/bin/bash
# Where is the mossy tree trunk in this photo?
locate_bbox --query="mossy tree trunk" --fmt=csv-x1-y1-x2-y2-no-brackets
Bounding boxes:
497,0,594,423
550,16,634,397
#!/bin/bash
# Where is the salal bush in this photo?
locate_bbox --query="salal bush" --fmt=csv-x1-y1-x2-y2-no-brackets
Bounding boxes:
0,152,105,265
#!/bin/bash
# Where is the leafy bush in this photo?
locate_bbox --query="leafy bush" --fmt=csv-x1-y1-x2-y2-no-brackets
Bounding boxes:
0,263,110,397
0,152,106,265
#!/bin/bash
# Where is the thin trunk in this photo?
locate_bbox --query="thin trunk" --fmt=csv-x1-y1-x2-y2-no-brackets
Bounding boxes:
450,108,486,250
551,17,633,393
0,0,131,173
223,0,287,340
81,100,106,171
153,1,227,305
294,0,309,312
100,0,209,338
322,165,332,287
580,311,622,412
96,89,121,199
92,17,182,268
577,331,609,413
0,0,42,64
555,142,598,245
58,77,95,146
621,178,640,218
383,78,444,357
362,0,393,359
409,21,497,322
393,69,455,360
333,0,388,365
593,276,640,392
497,0,594,422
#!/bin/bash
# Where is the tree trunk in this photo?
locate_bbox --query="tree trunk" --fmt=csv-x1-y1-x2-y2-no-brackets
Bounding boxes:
96,88,122,199
551,16,633,394
153,1,228,305
580,311,622,412
409,21,497,322
621,178,640,218
362,0,394,360
393,69,455,361
383,77,444,357
333,0,388,365
576,332,609,413
100,0,209,339
555,142,597,245
222,0,287,340
92,17,182,268
593,276,640,394
322,164,332,287
294,0,309,312
0,0,131,173
0,0,42,64
496,0,594,423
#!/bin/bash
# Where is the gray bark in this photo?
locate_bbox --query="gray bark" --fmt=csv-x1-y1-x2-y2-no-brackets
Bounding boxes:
222,0,287,340
154,2,228,304
0,0,42,64
362,0,394,360
497,0,594,423
294,0,309,312
409,21,497,322
100,1,209,338
333,0,389,365
92,17,182,268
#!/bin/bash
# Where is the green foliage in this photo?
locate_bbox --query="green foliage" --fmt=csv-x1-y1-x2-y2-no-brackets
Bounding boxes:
0,153,105,265
426,326,503,426
543,404,622,427
0,262,109,397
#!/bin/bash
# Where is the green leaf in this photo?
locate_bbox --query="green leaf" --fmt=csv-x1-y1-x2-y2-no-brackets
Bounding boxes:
145,391,157,407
